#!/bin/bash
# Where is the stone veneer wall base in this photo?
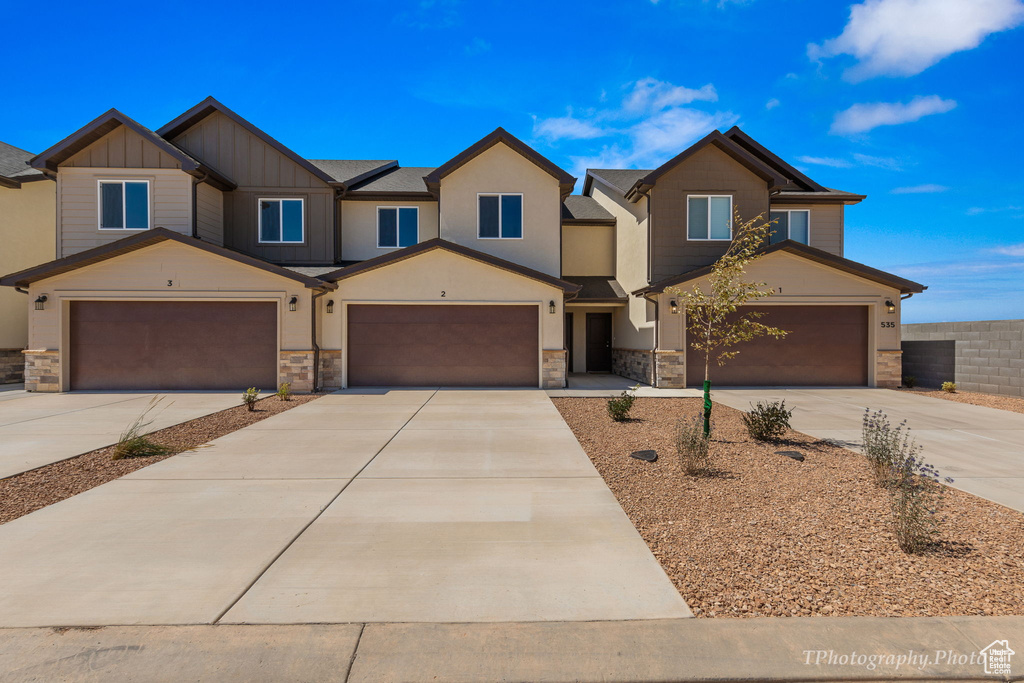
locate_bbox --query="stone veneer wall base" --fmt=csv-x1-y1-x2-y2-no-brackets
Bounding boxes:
280,350,316,394
542,349,567,389
876,350,902,389
1,349,25,384
654,350,687,388
612,348,654,386
22,350,60,392
318,349,343,391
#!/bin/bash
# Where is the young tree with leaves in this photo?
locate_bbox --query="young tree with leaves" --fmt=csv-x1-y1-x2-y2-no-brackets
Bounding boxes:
668,210,787,435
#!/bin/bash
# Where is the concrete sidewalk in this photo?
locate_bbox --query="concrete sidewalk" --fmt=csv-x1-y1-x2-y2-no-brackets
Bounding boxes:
3,615,1022,682
0,391,241,478
712,387,1024,513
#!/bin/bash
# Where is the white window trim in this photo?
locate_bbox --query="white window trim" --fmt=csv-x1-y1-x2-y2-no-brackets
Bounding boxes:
686,194,733,241
257,197,305,244
769,208,811,244
97,179,151,231
477,192,524,240
376,206,420,249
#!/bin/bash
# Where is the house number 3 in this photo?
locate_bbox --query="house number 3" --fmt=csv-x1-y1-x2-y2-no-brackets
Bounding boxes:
167,280,173,287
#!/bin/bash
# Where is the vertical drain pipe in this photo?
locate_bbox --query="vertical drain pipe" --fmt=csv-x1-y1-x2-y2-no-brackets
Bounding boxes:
311,288,328,393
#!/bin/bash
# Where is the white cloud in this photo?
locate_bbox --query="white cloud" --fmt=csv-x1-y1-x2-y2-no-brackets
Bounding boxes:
464,37,491,55
765,98,780,110
621,78,717,115
830,95,956,135
991,244,1024,256
967,205,1024,216
891,184,948,194
532,78,736,173
852,153,902,170
796,156,853,168
809,0,1024,81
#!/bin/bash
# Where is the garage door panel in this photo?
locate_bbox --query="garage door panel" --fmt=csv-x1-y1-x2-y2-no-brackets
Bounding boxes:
348,304,539,387
686,305,868,386
70,301,277,391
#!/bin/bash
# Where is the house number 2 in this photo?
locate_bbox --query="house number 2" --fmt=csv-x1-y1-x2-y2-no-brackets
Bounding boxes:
440,291,446,298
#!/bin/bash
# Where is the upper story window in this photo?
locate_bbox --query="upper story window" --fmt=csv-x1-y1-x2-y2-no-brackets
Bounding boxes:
478,193,523,239
687,195,732,241
377,207,419,248
769,209,810,245
259,198,304,244
98,180,150,230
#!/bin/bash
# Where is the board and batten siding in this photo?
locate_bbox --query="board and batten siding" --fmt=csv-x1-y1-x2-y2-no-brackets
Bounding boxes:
56,167,192,257
60,125,182,170
769,203,844,257
195,182,224,246
650,144,770,282
169,110,335,264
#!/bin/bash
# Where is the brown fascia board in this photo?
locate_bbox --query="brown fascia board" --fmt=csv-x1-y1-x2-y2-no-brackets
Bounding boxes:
337,161,400,190
321,237,582,294
625,131,789,202
343,192,437,202
771,191,866,205
29,108,236,191
633,240,926,296
0,227,335,291
0,175,20,189
562,218,617,226
724,126,826,192
423,127,577,198
156,96,335,186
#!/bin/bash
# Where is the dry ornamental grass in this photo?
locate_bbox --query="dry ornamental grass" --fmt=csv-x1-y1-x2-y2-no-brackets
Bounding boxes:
553,396,1024,619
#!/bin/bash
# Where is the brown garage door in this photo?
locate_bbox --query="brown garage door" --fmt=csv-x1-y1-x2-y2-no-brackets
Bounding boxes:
70,301,277,391
685,305,868,386
348,304,538,386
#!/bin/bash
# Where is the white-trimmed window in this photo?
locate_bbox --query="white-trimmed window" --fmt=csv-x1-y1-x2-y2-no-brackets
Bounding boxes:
478,193,523,239
259,198,304,243
687,195,732,240
377,206,419,248
769,209,810,245
98,180,150,230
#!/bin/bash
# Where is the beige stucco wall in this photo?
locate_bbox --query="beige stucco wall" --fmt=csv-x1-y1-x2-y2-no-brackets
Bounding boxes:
561,224,615,276
195,182,224,245
769,202,844,256
26,241,313,391
588,179,654,351
438,143,561,276
656,251,902,386
340,200,439,261
56,167,192,257
323,249,565,387
0,180,56,349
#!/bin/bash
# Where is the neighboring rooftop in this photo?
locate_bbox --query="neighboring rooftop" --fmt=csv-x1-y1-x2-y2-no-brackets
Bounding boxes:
585,169,653,195
561,195,614,222
306,160,396,187
348,166,435,195
0,141,44,182
562,276,628,302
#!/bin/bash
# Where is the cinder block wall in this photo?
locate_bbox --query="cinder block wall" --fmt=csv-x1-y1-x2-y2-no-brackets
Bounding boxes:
902,320,1024,396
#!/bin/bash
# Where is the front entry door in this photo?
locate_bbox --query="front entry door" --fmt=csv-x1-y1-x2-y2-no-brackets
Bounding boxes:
586,313,613,372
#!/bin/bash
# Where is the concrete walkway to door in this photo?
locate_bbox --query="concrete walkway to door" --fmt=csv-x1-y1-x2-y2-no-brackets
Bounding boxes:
0,388,690,627
712,387,1024,513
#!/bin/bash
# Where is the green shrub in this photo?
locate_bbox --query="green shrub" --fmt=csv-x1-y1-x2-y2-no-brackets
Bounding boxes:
862,409,917,488
902,375,916,388
112,397,173,460
890,452,951,553
941,381,957,393
606,387,637,422
677,416,712,475
242,387,261,411
277,382,292,401
741,400,793,442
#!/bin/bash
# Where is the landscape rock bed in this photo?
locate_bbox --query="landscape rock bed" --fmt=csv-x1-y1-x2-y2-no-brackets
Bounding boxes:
0,394,320,525
897,386,1024,415
553,397,1024,618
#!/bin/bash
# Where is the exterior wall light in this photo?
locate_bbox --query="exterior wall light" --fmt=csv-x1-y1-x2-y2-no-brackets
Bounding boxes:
288,296,298,312
670,298,679,314
549,300,556,314
326,299,334,314
34,295,47,311
885,300,896,314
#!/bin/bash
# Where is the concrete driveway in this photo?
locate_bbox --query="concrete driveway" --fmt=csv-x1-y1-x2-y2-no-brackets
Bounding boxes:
0,392,242,479
0,388,690,627
712,387,1024,513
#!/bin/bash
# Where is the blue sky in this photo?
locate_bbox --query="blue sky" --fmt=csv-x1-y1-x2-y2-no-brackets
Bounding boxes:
4,0,1022,323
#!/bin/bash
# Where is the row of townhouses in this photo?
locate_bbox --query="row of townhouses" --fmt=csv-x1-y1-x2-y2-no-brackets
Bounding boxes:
0,97,924,393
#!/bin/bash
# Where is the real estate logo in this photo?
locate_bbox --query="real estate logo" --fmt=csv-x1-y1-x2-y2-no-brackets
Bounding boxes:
981,640,1014,676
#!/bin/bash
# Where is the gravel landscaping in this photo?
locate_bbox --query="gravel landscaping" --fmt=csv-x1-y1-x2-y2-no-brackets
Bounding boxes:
553,397,1024,619
0,394,320,525
895,386,1024,415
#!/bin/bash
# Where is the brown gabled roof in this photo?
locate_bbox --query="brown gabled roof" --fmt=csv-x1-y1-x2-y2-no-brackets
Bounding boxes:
633,240,926,296
624,130,789,202
0,228,336,291
30,109,236,191
562,276,628,302
423,128,576,198
321,238,581,294
724,127,825,192
157,97,336,187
